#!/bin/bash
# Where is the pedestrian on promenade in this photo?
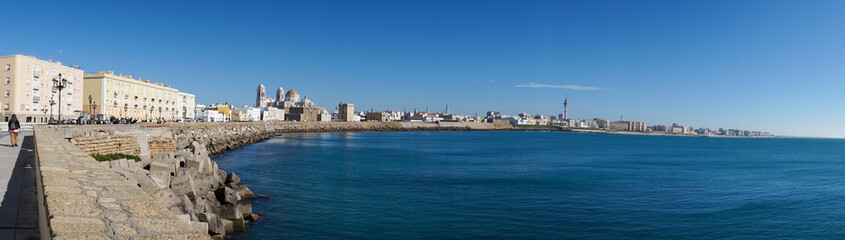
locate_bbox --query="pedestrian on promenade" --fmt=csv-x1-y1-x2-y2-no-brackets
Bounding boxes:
8,114,20,147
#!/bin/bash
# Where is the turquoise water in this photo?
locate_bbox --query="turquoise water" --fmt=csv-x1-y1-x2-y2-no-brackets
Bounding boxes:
213,131,845,239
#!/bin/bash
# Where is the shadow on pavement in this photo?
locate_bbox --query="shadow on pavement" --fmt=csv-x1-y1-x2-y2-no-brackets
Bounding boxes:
0,135,39,240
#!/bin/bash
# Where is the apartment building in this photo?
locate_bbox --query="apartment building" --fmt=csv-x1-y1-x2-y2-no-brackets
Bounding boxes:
0,55,84,122
83,71,179,121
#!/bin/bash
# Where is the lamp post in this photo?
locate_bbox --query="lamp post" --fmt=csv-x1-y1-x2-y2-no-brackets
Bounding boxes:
49,98,55,123
88,95,93,114
92,101,98,120
52,74,68,122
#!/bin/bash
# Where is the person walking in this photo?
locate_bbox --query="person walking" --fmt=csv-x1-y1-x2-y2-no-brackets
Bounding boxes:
8,114,20,147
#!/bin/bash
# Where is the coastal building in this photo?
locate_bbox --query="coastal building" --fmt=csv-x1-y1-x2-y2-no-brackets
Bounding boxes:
230,109,247,122
240,107,262,122
651,125,669,132
336,102,355,122
260,107,284,121
195,104,206,118
176,92,196,121
0,54,84,122
366,111,389,122
594,118,610,129
486,111,501,118
196,105,226,122
83,71,179,121
535,115,552,125
629,121,647,132
386,110,403,121
670,126,684,134
405,111,443,122
319,109,331,122
609,121,629,130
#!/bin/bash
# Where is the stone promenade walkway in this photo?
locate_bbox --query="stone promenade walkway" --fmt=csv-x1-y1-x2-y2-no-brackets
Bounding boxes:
0,130,39,239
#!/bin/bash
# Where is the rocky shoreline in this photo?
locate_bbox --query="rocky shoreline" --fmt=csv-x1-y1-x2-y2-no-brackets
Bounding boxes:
167,122,504,155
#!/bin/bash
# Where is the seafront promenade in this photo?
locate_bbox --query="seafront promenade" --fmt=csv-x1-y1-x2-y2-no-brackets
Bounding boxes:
0,130,39,239
5,121,511,239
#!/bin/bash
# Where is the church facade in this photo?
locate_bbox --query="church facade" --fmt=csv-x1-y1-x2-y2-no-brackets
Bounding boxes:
255,84,329,122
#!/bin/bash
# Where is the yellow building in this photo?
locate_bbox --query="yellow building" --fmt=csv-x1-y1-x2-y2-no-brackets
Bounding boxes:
210,103,230,118
0,55,84,122
83,71,179,121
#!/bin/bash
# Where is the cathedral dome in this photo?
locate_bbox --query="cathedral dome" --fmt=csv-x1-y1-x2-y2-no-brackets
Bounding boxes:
285,89,300,101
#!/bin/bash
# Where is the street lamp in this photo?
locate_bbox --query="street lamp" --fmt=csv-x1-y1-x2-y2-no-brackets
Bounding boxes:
92,101,98,119
88,95,93,114
52,74,68,122
49,98,55,123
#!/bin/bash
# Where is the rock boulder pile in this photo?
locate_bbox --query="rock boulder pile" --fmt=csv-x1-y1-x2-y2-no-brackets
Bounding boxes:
110,140,258,238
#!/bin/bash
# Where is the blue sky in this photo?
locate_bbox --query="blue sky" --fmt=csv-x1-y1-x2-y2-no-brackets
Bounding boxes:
3,1,845,137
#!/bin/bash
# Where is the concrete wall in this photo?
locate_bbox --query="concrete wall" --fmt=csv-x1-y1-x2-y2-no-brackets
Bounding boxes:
33,125,207,239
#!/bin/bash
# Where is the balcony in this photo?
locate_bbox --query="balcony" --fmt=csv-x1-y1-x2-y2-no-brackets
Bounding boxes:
33,96,40,102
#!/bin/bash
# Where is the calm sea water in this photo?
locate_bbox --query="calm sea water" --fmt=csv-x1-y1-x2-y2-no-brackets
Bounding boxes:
213,131,845,239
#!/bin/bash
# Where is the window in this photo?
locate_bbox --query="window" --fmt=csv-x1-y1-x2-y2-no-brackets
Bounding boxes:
4,90,9,97
20,104,26,111
3,104,8,110
4,77,9,84
5,64,9,71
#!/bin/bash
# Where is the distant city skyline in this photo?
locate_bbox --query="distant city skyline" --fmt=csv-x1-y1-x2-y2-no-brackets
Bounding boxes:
3,1,845,137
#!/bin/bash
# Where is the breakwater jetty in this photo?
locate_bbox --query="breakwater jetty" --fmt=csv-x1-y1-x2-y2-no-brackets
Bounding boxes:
32,121,510,239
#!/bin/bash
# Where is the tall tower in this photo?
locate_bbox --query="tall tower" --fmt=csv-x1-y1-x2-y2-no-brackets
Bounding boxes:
256,84,266,107
276,87,284,104
563,95,568,120
446,104,449,114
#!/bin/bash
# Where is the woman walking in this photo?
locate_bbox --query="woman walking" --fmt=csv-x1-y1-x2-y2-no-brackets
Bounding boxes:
8,114,20,147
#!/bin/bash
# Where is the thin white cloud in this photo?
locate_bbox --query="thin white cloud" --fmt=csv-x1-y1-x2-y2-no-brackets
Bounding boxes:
515,82,602,91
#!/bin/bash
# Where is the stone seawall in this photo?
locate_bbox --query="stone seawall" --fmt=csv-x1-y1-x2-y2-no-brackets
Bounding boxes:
167,121,505,155
33,125,208,239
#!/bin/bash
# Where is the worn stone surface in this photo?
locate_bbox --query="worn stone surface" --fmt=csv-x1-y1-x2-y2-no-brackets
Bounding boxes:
112,222,138,235
50,216,107,235
133,218,199,233
35,126,208,239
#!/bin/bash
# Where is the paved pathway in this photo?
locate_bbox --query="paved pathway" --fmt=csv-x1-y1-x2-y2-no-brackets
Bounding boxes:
0,130,39,239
